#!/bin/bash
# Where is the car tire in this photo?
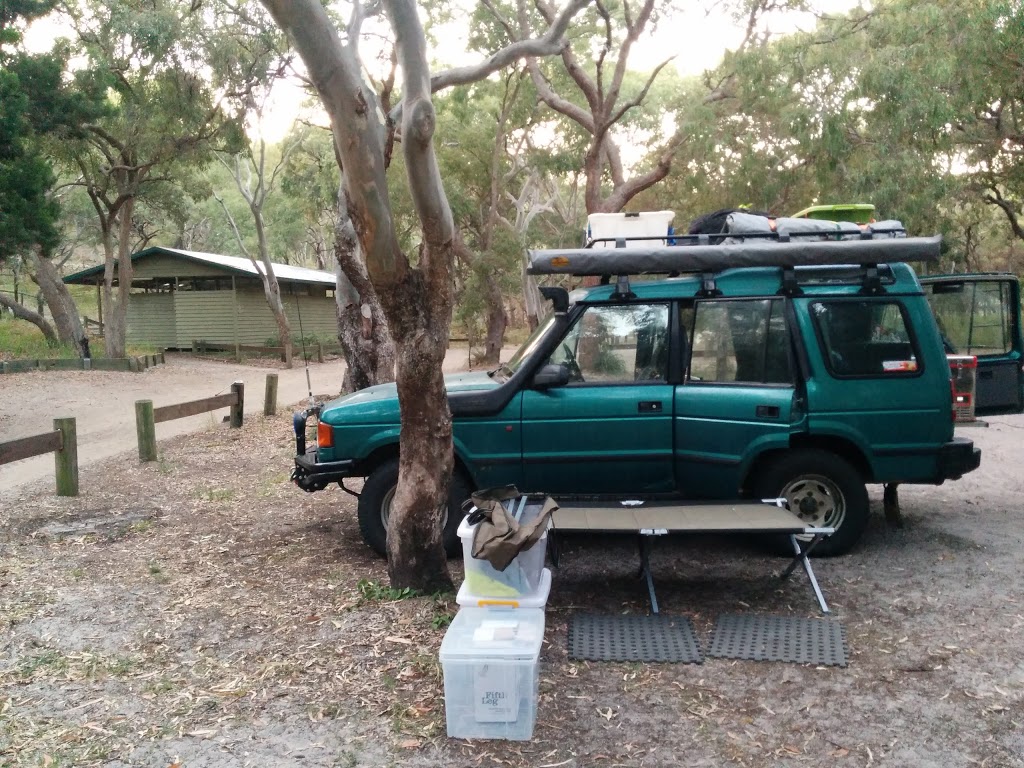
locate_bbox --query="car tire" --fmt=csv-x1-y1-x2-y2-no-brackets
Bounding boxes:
753,449,869,556
356,457,470,558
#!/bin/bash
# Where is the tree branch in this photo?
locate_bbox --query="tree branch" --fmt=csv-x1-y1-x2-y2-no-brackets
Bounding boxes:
984,188,1024,241
0,292,58,343
427,0,590,93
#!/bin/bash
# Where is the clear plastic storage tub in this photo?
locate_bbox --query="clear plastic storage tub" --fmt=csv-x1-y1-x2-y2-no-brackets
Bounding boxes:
458,515,548,600
440,607,545,740
457,567,552,608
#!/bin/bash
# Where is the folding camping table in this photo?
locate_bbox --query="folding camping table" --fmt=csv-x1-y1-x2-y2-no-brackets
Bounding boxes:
548,499,834,614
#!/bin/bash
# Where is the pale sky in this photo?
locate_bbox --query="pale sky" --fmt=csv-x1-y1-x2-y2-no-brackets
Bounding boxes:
23,0,862,143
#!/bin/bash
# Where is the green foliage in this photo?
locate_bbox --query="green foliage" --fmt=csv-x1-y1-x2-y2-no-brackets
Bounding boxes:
650,0,1024,270
356,578,419,603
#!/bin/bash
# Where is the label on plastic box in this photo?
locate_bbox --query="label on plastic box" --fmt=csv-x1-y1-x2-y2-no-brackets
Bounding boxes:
473,663,519,722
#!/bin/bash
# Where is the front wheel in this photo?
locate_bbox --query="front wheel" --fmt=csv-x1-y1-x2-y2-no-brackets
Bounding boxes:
752,450,869,556
356,458,469,558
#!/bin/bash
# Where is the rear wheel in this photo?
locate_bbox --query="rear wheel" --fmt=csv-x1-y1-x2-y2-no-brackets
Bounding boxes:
356,457,469,558
753,449,869,556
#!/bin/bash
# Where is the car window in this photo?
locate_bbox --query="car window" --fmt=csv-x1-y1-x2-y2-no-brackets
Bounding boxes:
925,280,1015,356
547,303,670,383
686,299,792,384
811,300,921,376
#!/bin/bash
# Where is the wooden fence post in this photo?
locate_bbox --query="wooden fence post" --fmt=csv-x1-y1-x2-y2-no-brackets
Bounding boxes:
53,417,78,496
264,373,278,417
230,381,244,428
316,340,324,364
135,399,157,461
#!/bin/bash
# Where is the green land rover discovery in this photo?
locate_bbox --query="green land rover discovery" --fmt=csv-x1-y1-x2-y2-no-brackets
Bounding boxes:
291,212,1023,557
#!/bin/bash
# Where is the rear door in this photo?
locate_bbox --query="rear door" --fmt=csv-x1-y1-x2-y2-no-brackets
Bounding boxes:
674,297,797,498
922,275,1024,415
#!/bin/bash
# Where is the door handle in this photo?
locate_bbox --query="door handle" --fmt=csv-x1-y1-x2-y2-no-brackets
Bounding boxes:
638,401,663,413
756,404,780,418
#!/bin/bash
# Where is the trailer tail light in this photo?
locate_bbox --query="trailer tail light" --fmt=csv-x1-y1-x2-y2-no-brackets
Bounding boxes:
317,420,334,449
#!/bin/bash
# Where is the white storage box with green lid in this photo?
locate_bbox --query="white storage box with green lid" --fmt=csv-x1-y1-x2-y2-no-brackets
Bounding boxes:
439,607,545,740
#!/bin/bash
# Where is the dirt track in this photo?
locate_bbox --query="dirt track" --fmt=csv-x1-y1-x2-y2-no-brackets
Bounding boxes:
0,348,486,500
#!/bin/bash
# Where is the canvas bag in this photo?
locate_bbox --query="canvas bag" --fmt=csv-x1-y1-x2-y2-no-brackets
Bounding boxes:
465,486,558,572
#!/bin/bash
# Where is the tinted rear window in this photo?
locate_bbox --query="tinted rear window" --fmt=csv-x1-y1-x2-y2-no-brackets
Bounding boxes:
811,300,921,377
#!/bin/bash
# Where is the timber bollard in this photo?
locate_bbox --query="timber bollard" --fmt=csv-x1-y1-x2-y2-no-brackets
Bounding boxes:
135,399,157,462
230,381,244,428
264,373,278,416
53,417,79,496
316,340,324,364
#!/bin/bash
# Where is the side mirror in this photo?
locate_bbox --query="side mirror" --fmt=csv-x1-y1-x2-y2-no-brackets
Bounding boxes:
532,363,570,389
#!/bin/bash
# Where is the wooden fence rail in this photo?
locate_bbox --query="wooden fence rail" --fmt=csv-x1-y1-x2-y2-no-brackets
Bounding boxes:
135,382,244,462
0,418,79,496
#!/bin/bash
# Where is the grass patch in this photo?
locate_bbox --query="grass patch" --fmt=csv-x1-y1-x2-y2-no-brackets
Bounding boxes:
356,579,420,603
16,649,70,680
0,316,158,361
197,486,235,503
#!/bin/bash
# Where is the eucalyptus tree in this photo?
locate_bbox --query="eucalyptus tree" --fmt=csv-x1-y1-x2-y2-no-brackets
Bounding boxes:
467,0,794,216
261,0,592,589
430,73,561,361
208,1,311,367
215,133,302,367
55,0,247,358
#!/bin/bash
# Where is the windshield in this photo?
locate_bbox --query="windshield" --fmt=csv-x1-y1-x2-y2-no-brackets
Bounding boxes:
495,315,559,379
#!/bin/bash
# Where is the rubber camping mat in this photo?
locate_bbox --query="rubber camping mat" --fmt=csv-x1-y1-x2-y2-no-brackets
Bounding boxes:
567,613,703,663
706,613,848,667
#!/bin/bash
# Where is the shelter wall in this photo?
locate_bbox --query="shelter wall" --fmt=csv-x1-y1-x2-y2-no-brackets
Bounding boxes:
173,291,238,347
126,293,176,347
233,291,337,344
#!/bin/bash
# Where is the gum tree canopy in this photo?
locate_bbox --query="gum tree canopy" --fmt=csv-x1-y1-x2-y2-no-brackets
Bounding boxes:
259,0,589,590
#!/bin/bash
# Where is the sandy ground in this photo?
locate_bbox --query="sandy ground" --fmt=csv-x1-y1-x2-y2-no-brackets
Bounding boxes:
0,370,1022,767
0,347,493,500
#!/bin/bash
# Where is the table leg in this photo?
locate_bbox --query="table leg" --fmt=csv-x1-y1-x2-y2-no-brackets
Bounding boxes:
638,535,659,615
782,534,830,614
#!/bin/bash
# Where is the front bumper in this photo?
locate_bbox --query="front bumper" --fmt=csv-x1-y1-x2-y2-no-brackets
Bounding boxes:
937,437,981,481
292,449,357,491
290,407,357,492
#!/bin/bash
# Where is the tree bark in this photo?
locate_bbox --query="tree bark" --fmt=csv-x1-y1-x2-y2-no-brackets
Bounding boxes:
481,277,508,365
98,197,136,359
0,292,58,344
382,0,457,592
334,196,395,393
31,250,87,356
262,0,454,592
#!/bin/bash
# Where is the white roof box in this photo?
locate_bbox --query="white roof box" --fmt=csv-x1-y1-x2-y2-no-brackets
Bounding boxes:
586,211,675,248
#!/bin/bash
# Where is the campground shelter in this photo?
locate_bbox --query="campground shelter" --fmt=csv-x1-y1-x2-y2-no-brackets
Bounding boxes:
63,247,337,350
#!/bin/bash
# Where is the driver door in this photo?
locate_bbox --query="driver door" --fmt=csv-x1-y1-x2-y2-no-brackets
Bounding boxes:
519,302,676,495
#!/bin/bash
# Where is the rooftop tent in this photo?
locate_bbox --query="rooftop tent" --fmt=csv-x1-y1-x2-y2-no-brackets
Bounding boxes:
527,234,942,277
